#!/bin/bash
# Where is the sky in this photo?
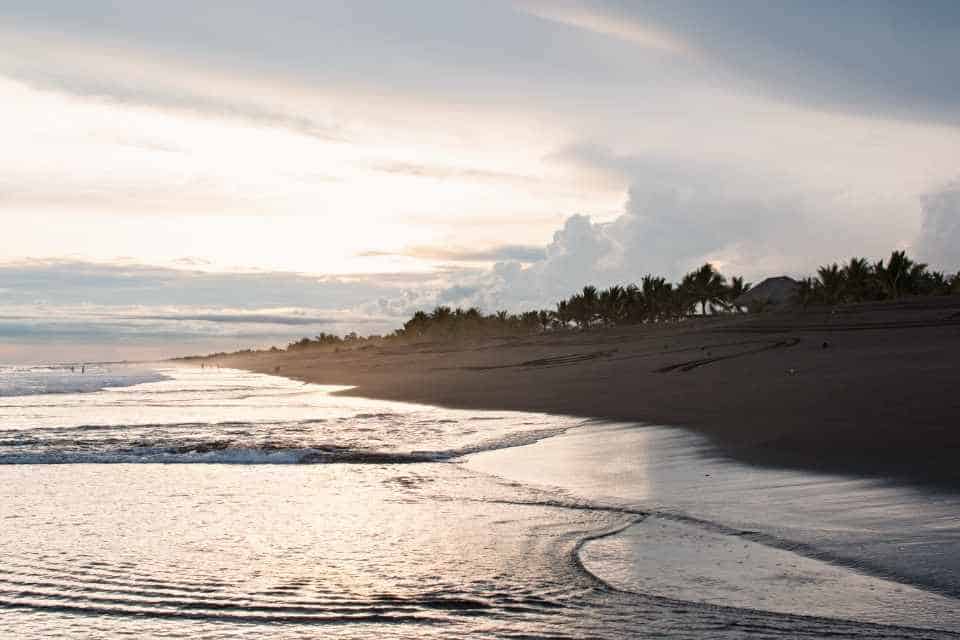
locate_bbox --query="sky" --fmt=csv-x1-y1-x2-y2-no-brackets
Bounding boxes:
2,1,959,362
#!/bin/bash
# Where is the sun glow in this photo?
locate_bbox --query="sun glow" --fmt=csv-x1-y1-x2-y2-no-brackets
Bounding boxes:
0,35,622,274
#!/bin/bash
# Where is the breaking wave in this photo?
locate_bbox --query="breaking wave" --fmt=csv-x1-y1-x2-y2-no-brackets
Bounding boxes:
0,427,569,465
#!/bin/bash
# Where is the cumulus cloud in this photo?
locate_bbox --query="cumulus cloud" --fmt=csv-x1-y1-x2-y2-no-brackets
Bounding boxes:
916,181,960,271
404,149,926,313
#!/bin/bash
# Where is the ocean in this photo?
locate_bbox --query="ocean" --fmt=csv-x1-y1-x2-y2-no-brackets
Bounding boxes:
0,364,957,638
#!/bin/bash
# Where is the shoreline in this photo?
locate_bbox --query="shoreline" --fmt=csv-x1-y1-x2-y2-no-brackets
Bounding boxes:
465,421,960,632
212,295,960,487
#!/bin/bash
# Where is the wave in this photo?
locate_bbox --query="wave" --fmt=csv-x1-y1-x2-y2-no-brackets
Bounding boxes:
0,426,572,465
0,365,168,397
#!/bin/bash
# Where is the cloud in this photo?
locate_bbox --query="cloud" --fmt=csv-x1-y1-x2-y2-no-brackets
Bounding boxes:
0,26,345,142
517,1,695,56
0,260,449,361
358,244,546,263
916,181,960,271
373,162,534,185
6,1,960,134
584,0,960,125
408,148,929,312
0,260,413,308
120,313,341,326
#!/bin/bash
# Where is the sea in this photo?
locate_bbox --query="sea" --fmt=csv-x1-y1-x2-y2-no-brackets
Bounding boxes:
1,363,958,639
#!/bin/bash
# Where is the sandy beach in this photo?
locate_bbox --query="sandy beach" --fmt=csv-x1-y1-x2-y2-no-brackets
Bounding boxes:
218,295,960,485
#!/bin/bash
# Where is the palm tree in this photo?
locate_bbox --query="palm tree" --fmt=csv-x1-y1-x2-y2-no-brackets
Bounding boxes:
536,309,553,332
554,300,573,328
875,250,925,299
569,285,599,328
681,263,728,315
403,310,429,337
794,277,818,309
816,263,845,305
918,270,951,296
840,257,874,302
598,285,629,325
567,294,588,329
725,276,752,312
430,306,453,323
520,310,540,329
623,284,646,323
641,275,673,321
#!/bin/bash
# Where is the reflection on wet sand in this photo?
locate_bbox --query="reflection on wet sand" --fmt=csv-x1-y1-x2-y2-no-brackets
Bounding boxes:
468,422,960,632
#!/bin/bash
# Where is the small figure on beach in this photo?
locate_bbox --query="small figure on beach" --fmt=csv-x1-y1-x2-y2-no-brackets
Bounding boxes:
81,365,85,374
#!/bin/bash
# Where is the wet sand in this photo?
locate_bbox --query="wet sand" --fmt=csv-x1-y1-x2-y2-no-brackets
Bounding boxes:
217,295,960,485
466,422,960,630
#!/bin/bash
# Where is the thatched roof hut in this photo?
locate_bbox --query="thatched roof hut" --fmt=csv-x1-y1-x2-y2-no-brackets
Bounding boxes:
734,276,799,310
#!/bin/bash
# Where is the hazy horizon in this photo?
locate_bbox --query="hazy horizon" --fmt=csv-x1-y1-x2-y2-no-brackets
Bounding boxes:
3,1,960,361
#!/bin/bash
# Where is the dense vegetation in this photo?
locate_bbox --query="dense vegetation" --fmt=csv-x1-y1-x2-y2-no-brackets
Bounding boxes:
795,251,958,307
396,264,751,341
390,251,957,342
179,250,959,359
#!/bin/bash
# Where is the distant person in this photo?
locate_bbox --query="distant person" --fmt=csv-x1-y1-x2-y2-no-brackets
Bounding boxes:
81,365,85,374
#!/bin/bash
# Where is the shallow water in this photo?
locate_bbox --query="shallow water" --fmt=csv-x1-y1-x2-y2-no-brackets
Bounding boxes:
468,422,960,631
0,366,956,638
0,365,573,464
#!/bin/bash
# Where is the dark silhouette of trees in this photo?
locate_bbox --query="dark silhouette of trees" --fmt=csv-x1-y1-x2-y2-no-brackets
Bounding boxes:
567,286,598,328
792,250,956,307
680,263,728,315
795,277,817,309
816,263,845,305
272,249,958,351
841,257,874,302
726,276,752,312
598,285,629,326
874,250,924,299
796,251,959,308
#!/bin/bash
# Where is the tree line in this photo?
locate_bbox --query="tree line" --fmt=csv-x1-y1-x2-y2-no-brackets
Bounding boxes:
795,250,958,306
184,249,958,357
393,250,958,341
397,263,752,340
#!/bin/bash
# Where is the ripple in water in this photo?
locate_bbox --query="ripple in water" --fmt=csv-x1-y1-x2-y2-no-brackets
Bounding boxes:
0,366,952,638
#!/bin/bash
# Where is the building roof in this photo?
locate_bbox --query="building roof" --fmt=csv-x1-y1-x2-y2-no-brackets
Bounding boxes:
734,276,799,307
